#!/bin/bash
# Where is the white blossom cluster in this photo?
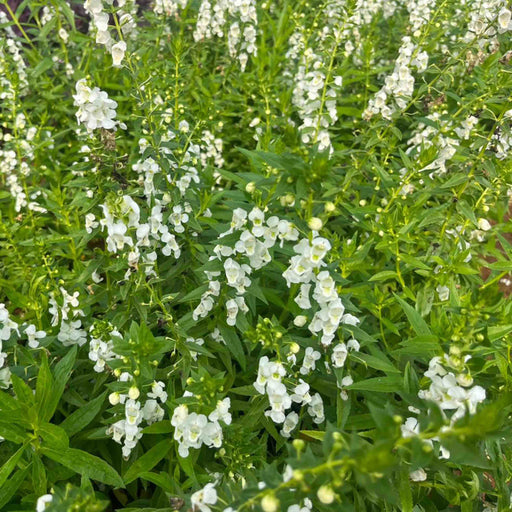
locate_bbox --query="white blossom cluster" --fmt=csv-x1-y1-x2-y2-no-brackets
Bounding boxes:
191,482,218,512
0,304,18,368
291,46,343,152
401,353,487,474
0,15,28,97
284,0,399,151
193,207,299,324
364,36,429,120
73,79,125,132
254,355,324,436
463,0,512,50
171,397,231,457
108,380,167,458
153,0,188,16
193,0,258,70
49,288,88,347
95,194,185,278
88,325,122,372
0,306,45,366
87,128,222,281
283,235,359,346
0,28,49,213
418,354,486,422
200,130,224,169
403,113,481,177
83,0,135,67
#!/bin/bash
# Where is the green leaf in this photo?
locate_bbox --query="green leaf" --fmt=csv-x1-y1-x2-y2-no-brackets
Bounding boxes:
60,391,107,437
369,271,399,282
394,294,433,337
0,467,30,509
399,468,413,512
39,422,69,450
0,445,26,490
48,346,77,420
0,420,28,444
488,324,512,342
351,352,400,374
10,374,35,407
347,376,403,392
218,325,246,369
123,440,172,484
142,420,172,435
137,472,174,493
35,352,55,423
299,430,326,441
41,447,124,488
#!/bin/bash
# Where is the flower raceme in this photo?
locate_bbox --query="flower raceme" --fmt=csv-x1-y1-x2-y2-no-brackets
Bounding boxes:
73,79,124,132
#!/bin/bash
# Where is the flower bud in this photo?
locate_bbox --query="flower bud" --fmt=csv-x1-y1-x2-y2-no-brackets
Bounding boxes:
109,392,120,405
324,201,335,213
293,315,307,327
317,485,335,504
261,494,279,512
128,386,140,400
308,217,323,231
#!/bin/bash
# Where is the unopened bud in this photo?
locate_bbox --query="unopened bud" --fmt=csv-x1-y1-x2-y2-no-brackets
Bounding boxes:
109,392,120,405
128,386,140,400
261,494,279,512
317,485,335,504
308,217,323,231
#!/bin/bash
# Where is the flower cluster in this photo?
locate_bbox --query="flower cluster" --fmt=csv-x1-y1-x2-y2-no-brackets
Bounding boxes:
73,79,124,132
283,235,359,346
171,397,231,457
254,355,325,434
84,0,134,67
108,380,167,458
194,207,299,324
153,0,188,17
88,324,122,372
418,354,486,423
49,288,87,347
0,304,18,368
193,0,258,70
364,36,429,120
291,45,342,153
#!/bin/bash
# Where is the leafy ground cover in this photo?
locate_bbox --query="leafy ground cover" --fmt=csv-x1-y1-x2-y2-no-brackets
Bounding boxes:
1,0,512,510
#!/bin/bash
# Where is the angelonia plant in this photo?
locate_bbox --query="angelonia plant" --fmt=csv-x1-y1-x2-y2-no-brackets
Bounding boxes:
1,0,512,511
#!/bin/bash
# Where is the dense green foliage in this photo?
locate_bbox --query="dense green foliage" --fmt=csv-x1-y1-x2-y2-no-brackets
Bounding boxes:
1,0,512,510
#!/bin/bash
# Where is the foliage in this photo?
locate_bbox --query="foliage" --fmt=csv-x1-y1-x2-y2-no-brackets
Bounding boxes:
1,0,512,510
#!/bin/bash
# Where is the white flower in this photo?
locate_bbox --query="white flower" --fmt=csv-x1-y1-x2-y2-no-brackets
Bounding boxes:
477,218,491,231
307,393,324,423
331,343,347,368
281,411,299,438
209,397,232,425
25,324,46,349
36,494,53,512
300,347,321,375
291,379,311,405
111,40,127,67
148,381,168,403
410,468,427,481
191,483,218,512
436,285,450,301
